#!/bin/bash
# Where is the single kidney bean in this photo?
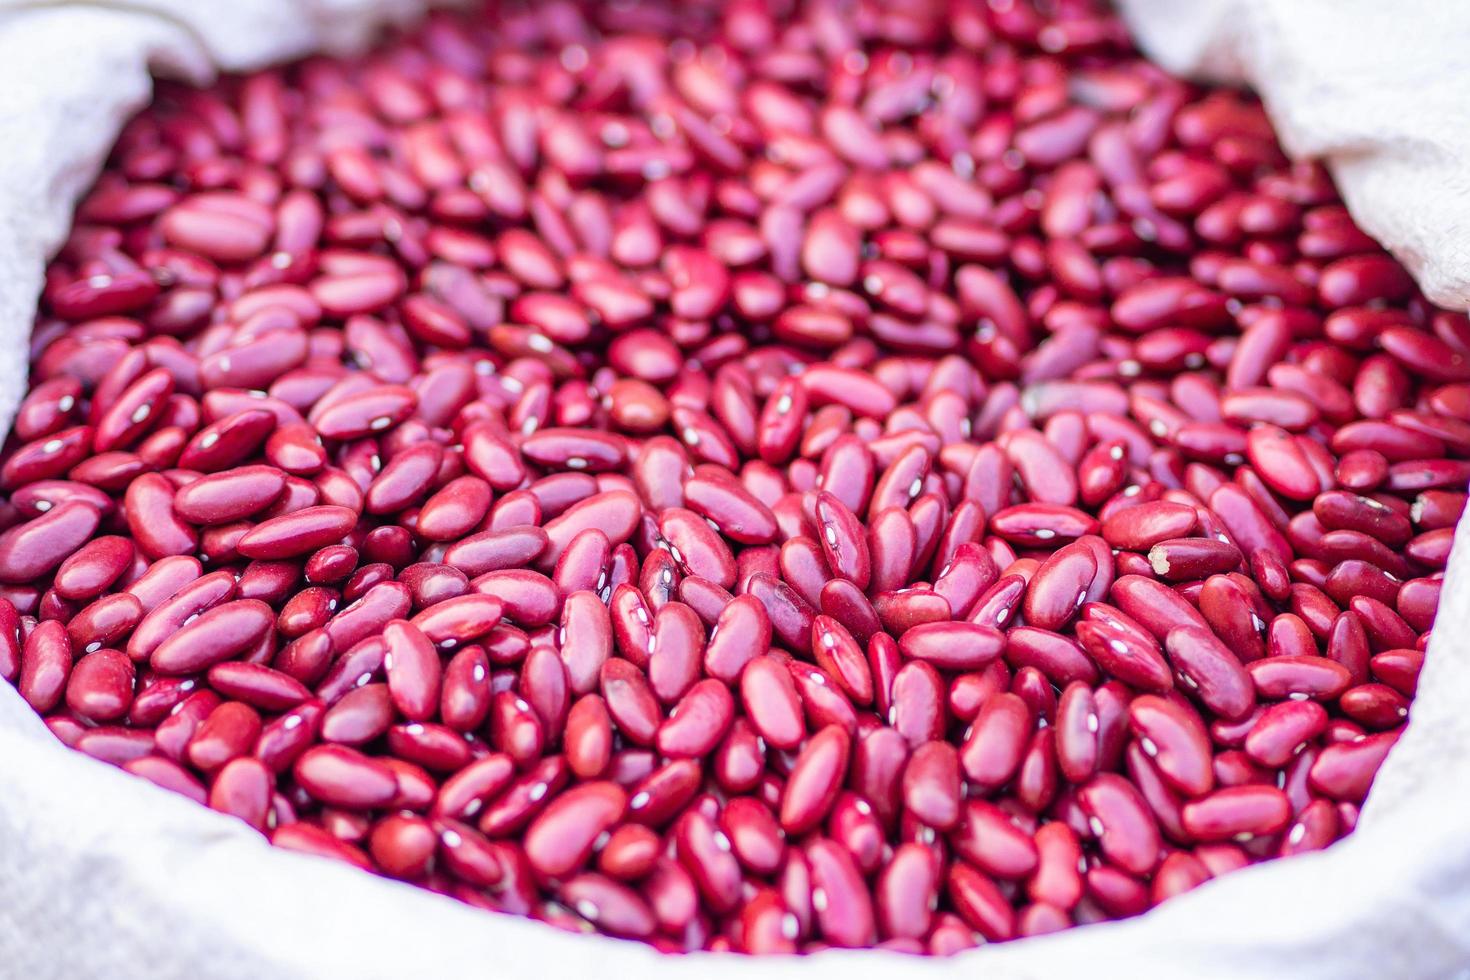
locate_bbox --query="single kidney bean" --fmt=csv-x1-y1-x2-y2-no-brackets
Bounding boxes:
150,599,276,675
186,701,263,772
522,781,628,879
293,744,399,810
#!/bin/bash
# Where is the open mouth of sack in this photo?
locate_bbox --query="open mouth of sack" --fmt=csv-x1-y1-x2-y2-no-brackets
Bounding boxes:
0,0,1451,954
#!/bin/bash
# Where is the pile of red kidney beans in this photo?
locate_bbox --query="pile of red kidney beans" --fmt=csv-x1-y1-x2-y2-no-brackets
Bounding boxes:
0,0,1458,955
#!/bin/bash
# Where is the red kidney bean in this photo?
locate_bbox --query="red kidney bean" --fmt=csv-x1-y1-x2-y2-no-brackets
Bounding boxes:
1309,731,1401,802
1245,700,1329,768
704,594,772,683
2,5,1450,956
713,718,765,795
646,600,701,703
369,812,438,880
712,796,781,879
1148,538,1243,581
1248,656,1353,702
437,817,518,890
872,842,937,940
592,822,659,881
416,476,492,541
739,655,805,750
1024,541,1096,630
152,689,221,762
810,615,874,704
187,701,263,772
665,811,739,923
960,692,1030,790
523,781,627,879
1128,695,1214,797
443,526,550,578
207,661,309,712
901,741,963,830
209,757,274,831
52,535,135,601
1007,627,1097,687
173,466,287,525
561,873,659,939
0,501,102,583
76,725,155,765
0,600,21,683
1077,773,1162,876
65,648,135,722
1074,615,1173,693
781,725,851,835
1164,625,1256,721
1055,681,1101,786
658,678,734,758
382,619,441,722
254,698,324,773
600,657,661,748
899,621,1005,671
1181,785,1292,842
947,862,1016,943
236,506,357,560
150,599,276,675
125,474,203,559
68,593,144,654
951,799,1039,881
473,570,558,625
428,754,512,824
555,692,613,779
807,837,878,948
294,744,399,810
123,755,208,804
1028,821,1084,911
271,823,373,871
409,594,502,650
320,681,393,752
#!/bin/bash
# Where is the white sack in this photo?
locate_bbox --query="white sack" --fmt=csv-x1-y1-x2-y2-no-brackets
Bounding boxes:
1118,0,1470,313
3,2,1470,978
